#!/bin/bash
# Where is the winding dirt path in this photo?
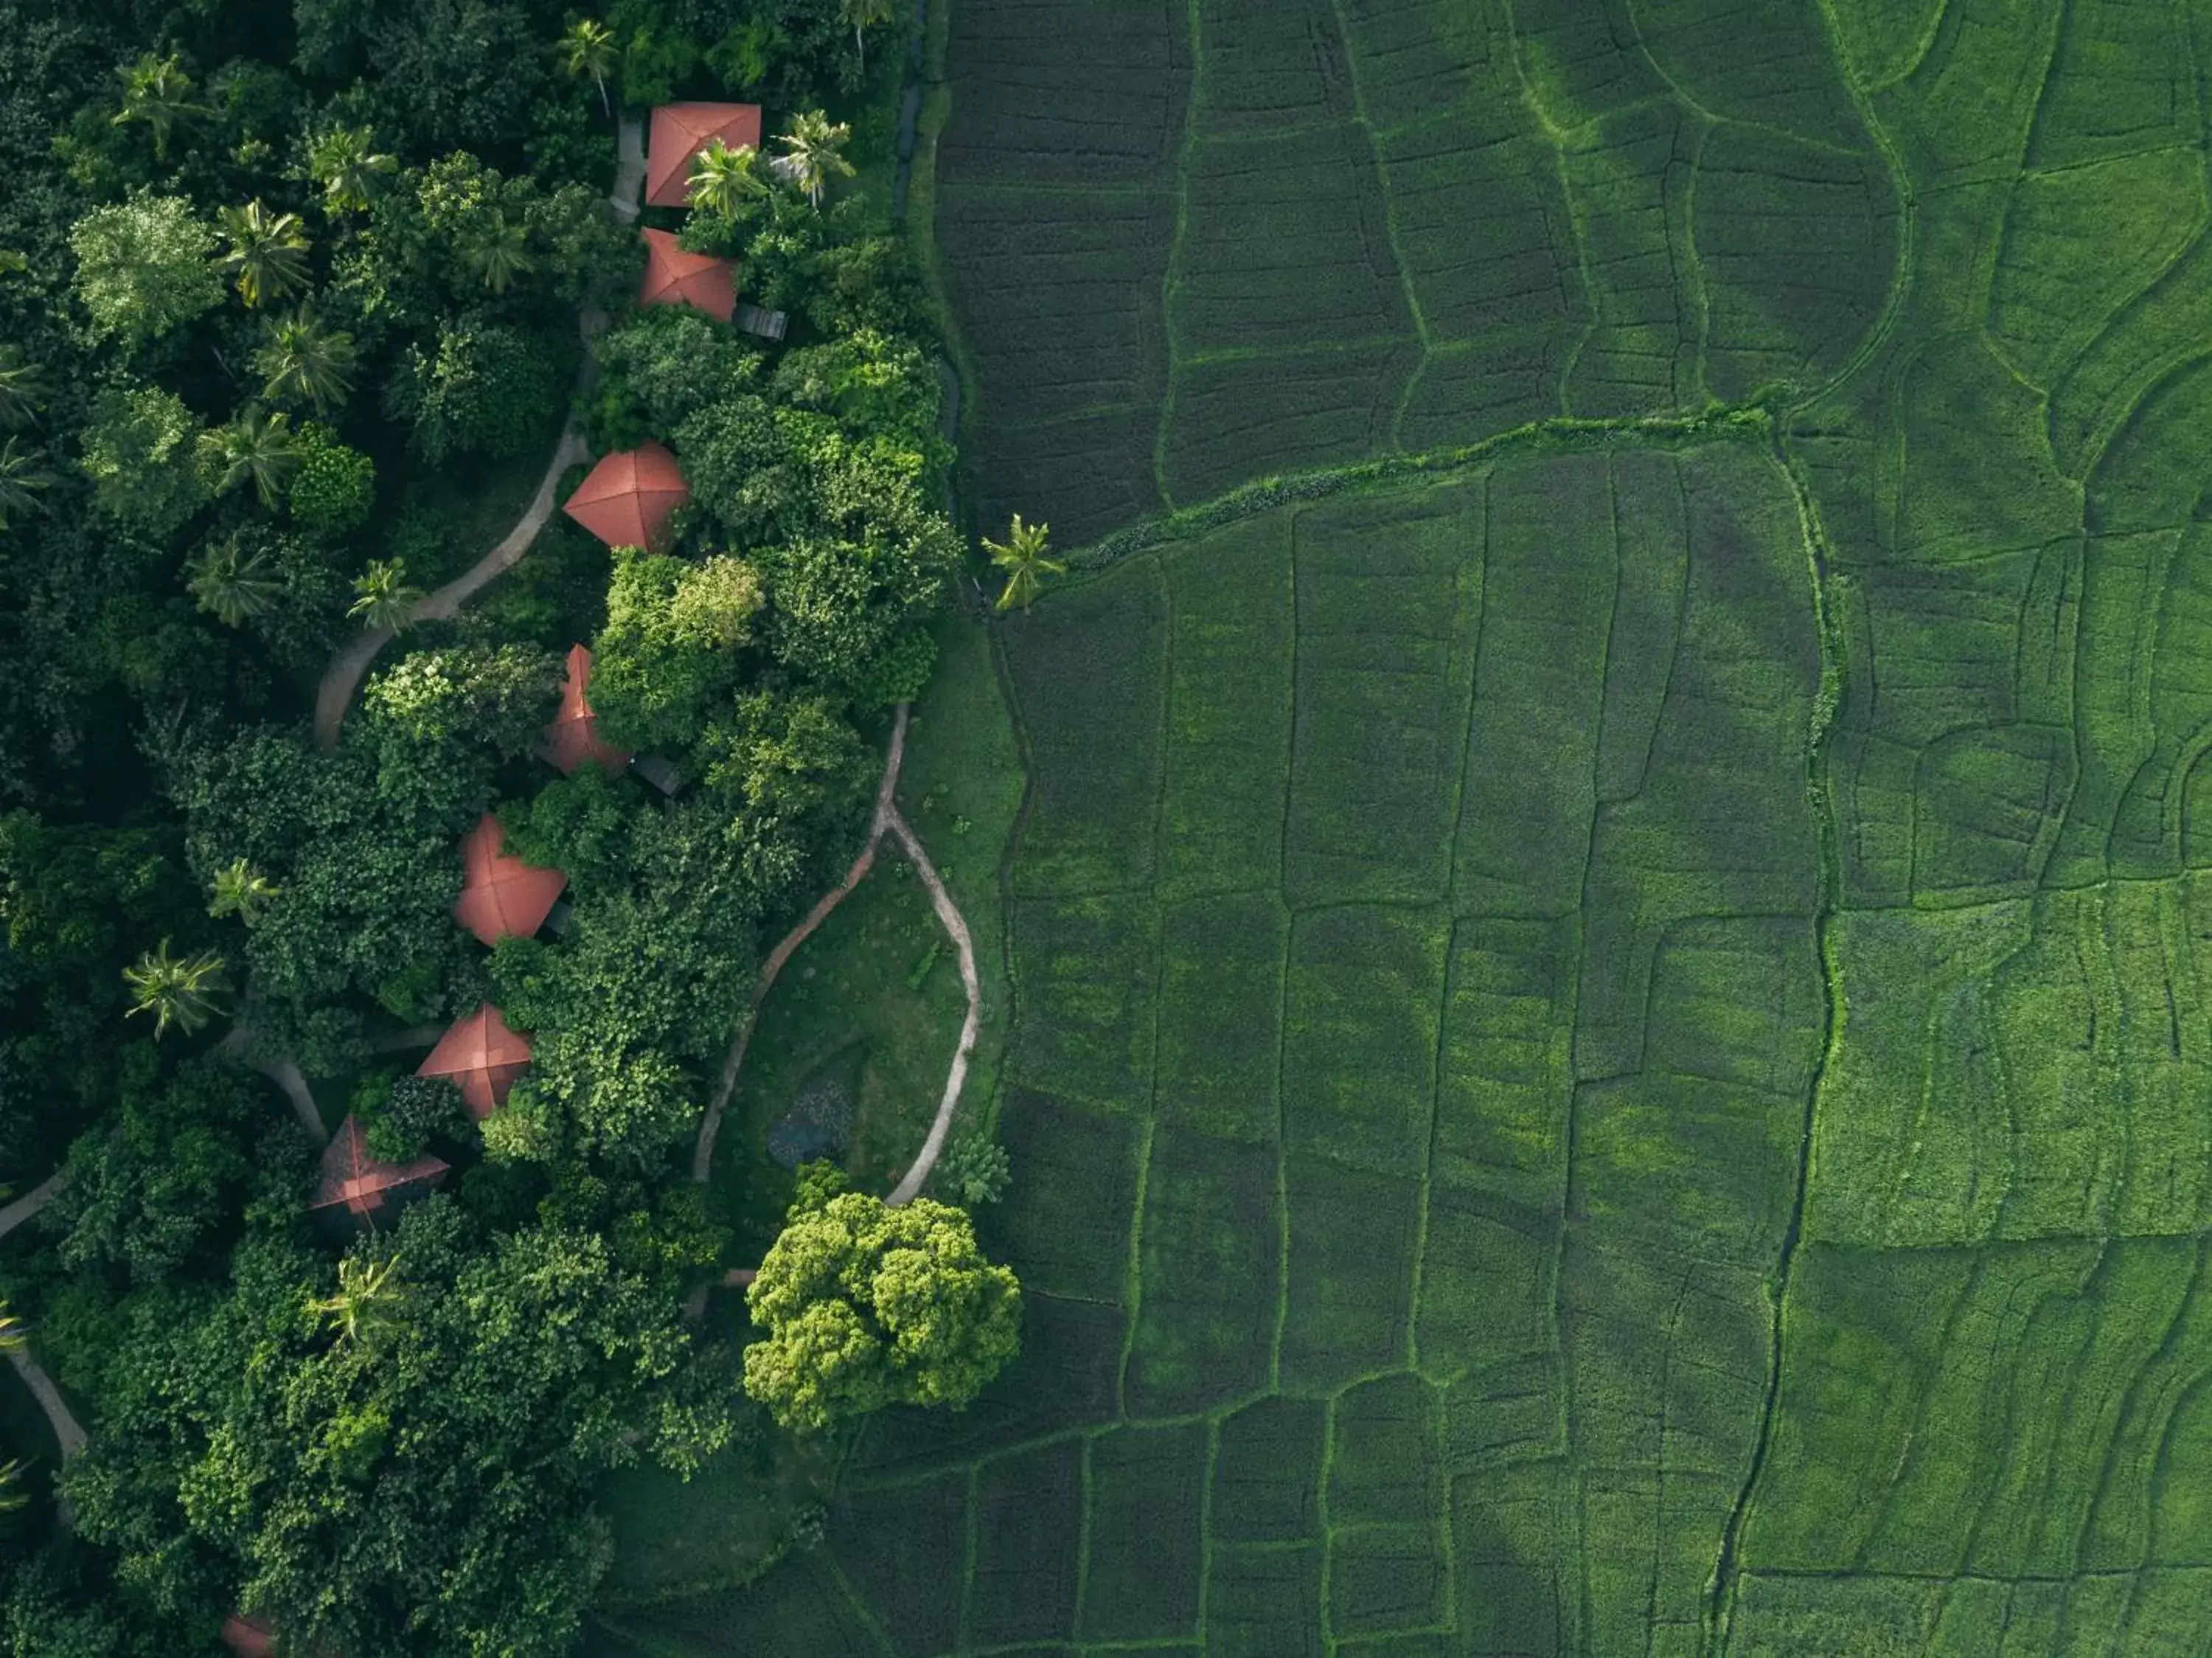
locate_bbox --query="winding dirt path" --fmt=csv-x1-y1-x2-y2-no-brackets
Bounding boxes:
313,420,593,749
0,1173,64,1242
690,701,983,1207
7,1346,83,1462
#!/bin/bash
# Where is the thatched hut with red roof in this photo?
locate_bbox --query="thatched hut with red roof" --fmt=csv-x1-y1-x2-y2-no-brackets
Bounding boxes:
543,643,633,776
309,1117,449,1239
562,443,689,549
639,227,737,322
418,1005,532,1121
452,814,566,947
646,102,763,208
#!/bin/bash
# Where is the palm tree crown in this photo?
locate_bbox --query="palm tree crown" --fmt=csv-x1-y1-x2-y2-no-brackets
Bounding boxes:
984,513,1065,611
558,19,617,117
772,110,857,209
0,347,46,431
306,125,397,215
349,558,425,632
207,858,281,925
122,939,229,1039
310,1255,409,1346
198,407,305,509
113,53,210,161
842,0,897,73
184,535,284,626
252,306,358,414
687,137,771,218
218,200,313,308
0,437,54,530
457,211,532,294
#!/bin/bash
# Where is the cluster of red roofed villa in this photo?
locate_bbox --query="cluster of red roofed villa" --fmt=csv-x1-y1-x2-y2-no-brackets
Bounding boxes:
233,97,777,1658
305,645,628,1237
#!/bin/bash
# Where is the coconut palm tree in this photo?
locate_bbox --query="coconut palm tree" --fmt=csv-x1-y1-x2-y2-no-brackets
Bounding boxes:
0,347,45,430
112,53,210,162
687,136,771,217
841,0,897,74
558,18,617,117
310,1255,410,1346
184,535,283,625
349,558,424,632
218,201,312,308
0,437,53,528
252,306,358,414
983,513,1064,611
306,125,397,215
456,210,532,294
206,858,280,924
771,110,857,209
199,408,304,508
122,939,229,1039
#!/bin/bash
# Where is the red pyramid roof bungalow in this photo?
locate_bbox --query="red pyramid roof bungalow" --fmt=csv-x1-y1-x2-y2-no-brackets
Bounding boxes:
543,643,633,776
647,102,764,208
451,813,567,947
563,442,689,549
220,1616,274,1657
309,1116,450,1238
418,1004,532,1122
638,227,737,323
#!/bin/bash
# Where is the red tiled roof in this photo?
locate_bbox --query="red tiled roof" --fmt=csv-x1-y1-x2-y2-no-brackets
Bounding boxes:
308,1117,449,1235
220,1616,274,1658
418,1005,532,1122
639,228,737,323
451,814,566,947
647,103,764,208
562,443,689,549
543,644,633,776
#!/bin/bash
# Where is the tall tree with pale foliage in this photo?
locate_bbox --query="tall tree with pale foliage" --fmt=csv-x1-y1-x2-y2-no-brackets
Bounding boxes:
983,513,1064,611
771,111,856,209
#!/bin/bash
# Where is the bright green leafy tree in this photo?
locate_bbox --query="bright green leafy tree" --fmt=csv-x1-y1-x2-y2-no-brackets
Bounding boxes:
79,387,206,538
69,195,223,346
742,1180,1022,1433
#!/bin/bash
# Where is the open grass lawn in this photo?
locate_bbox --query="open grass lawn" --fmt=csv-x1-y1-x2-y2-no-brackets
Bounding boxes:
611,0,2212,1648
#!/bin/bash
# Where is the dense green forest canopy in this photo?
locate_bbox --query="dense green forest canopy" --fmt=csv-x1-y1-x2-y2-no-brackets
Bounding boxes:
0,0,1021,1651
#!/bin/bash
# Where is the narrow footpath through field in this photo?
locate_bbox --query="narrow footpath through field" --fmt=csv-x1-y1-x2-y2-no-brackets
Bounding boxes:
691,701,981,1201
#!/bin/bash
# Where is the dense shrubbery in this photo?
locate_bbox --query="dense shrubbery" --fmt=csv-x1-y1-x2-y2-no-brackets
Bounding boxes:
0,0,1020,1645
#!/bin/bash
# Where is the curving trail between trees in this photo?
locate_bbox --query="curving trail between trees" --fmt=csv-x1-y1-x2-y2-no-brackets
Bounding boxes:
0,1173,63,1243
689,701,983,1208
312,420,594,750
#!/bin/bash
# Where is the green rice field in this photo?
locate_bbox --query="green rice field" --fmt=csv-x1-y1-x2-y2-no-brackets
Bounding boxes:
608,0,2212,1650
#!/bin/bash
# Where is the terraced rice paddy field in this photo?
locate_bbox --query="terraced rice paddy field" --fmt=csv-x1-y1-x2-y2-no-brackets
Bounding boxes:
607,0,2212,1651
